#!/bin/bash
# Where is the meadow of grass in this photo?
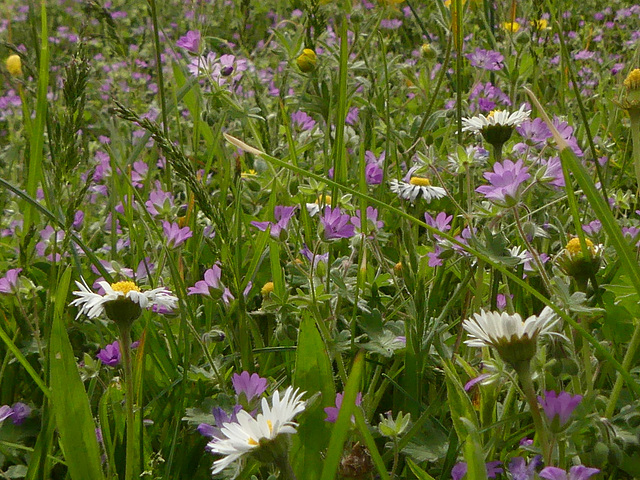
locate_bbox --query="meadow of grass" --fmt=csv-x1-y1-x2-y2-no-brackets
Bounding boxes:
1,0,640,478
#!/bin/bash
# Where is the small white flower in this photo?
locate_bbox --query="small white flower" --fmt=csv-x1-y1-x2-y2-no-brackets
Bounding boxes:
208,386,306,474
463,307,560,365
461,104,531,135
70,279,178,320
389,177,446,203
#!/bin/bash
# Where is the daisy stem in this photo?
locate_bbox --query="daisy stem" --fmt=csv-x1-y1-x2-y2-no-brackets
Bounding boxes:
630,115,640,192
491,142,503,165
605,318,640,418
118,324,138,480
512,206,553,295
513,361,552,466
273,451,297,480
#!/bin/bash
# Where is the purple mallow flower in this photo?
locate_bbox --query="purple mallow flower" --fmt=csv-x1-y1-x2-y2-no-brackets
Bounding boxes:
291,111,316,131
176,30,200,53
424,212,453,240
9,402,31,425
476,159,530,206
467,48,505,71
97,341,121,367
0,268,22,294
351,207,384,233
320,207,355,240
188,265,234,304
251,206,296,240
451,461,503,480
232,371,268,402
0,405,13,423
509,456,542,480
365,151,385,185
199,405,242,441
539,466,600,480
162,221,193,248
324,392,363,423
538,390,582,429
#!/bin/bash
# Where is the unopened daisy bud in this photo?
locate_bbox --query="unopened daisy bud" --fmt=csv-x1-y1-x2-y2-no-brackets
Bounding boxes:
421,43,437,60
556,237,602,284
261,281,275,297
623,68,640,107
5,55,22,77
297,48,317,73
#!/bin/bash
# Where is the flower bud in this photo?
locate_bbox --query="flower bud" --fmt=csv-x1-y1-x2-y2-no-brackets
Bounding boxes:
421,43,437,60
296,48,317,73
5,55,22,77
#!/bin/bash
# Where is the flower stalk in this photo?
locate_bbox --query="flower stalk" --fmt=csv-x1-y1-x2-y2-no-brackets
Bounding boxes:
118,323,138,480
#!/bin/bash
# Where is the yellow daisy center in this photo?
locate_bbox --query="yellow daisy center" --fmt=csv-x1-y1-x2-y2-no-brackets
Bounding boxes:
110,281,141,295
565,237,595,255
315,194,332,205
624,69,640,91
409,177,431,186
248,437,258,446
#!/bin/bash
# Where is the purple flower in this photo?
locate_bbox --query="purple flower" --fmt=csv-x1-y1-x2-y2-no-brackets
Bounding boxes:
162,221,193,248
300,244,329,266
538,390,582,430
508,456,542,480
365,151,385,185
97,340,121,367
380,18,402,29
476,159,530,206
345,107,359,125
0,268,22,294
250,206,296,240
291,111,316,131
188,265,235,304
232,371,268,402
146,187,175,217
10,402,31,425
452,461,503,480
467,48,505,71
176,30,201,53
320,207,355,240
552,117,583,156
464,373,491,391
199,405,242,441
351,206,384,233
324,392,362,423
539,466,600,480
0,405,13,423
424,212,453,240
539,156,565,188
516,118,552,147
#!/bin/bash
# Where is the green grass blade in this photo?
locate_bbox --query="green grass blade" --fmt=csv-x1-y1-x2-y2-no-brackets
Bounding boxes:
320,350,364,480
0,323,50,398
49,266,105,480
407,457,436,480
353,408,391,480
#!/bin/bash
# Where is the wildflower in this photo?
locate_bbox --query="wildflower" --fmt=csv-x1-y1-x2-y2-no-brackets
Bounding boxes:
97,340,121,367
188,265,234,304
452,461,503,480
320,207,355,240
421,43,437,60
162,221,193,248
324,392,363,423
306,194,333,217
476,159,530,207
297,48,317,73
70,279,177,326
0,406,13,423
232,372,269,403
389,177,446,203
199,405,242,440
300,244,329,267
530,19,550,30
538,391,583,432
462,105,531,151
176,30,201,53
291,111,316,131
261,282,275,297
424,212,453,240
9,402,31,425
462,307,559,367
0,268,22,294
556,237,603,281
351,206,384,233
516,118,552,148
539,466,600,480
207,386,306,474
365,151,385,185
5,55,22,77
503,21,521,33
251,206,296,241
466,48,504,71
508,456,543,480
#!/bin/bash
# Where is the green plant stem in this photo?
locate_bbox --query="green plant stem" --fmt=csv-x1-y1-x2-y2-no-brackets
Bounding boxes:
118,324,137,480
512,206,553,295
605,318,640,418
273,451,297,480
513,361,552,466
630,116,640,191
491,142,503,166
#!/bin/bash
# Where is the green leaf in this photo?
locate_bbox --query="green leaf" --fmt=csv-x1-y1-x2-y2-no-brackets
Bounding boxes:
49,267,105,480
406,458,436,480
291,314,336,480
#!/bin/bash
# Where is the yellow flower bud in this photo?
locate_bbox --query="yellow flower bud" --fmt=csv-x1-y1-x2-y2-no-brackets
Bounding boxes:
261,281,274,297
296,48,317,73
6,55,22,77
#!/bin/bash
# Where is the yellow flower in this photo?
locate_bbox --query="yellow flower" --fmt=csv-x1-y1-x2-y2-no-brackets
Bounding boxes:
5,55,22,77
296,49,317,73
624,69,640,91
409,176,431,186
261,281,274,297
530,19,549,30
565,237,595,256
502,21,521,33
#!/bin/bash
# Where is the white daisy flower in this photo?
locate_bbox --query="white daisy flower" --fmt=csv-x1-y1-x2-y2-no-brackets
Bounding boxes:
208,386,306,474
389,177,446,203
462,307,559,365
461,104,531,135
70,279,178,323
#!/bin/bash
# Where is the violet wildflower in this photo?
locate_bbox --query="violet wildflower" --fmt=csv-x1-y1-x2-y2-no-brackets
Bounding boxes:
188,265,234,304
324,392,362,423
539,466,600,480
320,207,355,240
424,212,453,240
537,390,583,431
365,151,385,185
291,111,316,131
345,107,359,125
300,244,329,267
464,373,491,392
350,206,384,234
176,30,200,53
466,48,505,71
199,405,242,440
233,371,269,409
451,461,503,480
250,205,296,240
0,268,22,294
508,456,542,480
10,402,31,425
162,221,193,248
476,159,531,207
97,340,121,367
0,405,13,423
146,187,175,217
516,118,552,148
551,117,583,156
